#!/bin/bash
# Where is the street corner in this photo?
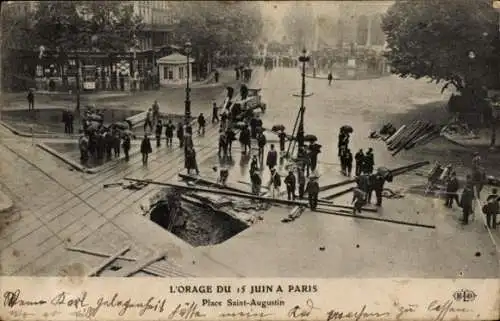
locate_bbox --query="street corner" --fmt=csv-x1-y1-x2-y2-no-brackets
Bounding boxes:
0,188,14,213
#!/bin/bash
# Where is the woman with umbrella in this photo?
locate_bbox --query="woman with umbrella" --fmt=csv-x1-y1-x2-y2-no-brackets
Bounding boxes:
338,125,352,156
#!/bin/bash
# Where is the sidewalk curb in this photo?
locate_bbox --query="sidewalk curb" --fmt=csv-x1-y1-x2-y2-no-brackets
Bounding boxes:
0,189,14,213
0,120,81,139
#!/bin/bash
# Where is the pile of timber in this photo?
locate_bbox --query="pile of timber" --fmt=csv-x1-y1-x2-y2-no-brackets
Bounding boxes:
384,121,441,156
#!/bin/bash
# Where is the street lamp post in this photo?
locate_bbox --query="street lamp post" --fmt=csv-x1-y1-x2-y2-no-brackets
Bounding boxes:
297,48,310,152
185,41,192,128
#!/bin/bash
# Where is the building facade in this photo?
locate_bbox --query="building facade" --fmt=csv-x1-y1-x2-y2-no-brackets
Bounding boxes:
1,1,177,92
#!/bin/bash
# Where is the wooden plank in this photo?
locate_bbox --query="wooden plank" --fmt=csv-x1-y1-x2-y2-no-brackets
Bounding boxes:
124,178,327,207
113,251,167,277
65,246,138,262
388,121,418,149
406,128,441,149
384,125,406,144
400,123,434,151
179,173,253,195
87,245,131,277
388,121,421,150
315,208,435,229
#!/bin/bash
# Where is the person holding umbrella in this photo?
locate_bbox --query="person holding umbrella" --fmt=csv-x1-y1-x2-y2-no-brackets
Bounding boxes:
239,125,251,154
308,141,322,172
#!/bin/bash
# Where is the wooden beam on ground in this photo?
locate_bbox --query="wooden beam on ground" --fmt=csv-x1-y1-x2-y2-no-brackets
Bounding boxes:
319,161,430,193
315,208,435,229
87,246,131,277
124,177,335,207
323,187,355,200
179,173,252,195
113,251,168,277
66,246,137,262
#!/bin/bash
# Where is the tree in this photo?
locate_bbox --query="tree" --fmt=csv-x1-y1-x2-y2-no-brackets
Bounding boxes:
170,1,263,78
31,1,143,109
382,0,498,94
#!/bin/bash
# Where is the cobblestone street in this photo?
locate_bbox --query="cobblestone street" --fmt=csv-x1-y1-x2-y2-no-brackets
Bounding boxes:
1,66,499,278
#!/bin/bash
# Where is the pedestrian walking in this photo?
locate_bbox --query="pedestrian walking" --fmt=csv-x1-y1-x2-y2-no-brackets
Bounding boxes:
269,168,281,198
218,132,228,158
363,148,374,174
483,189,499,229
306,174,320,210
257,132,267,165
122,134,131,161
444,172,460,208
27,89,35,110
62,110,70,134
226,128,236,155
239,126,251,154
105,131,113,160
155,119,163,147
352,187,367,215
211,101,219,123
140,134,152,165
214,70,220,83
460,185,475,225
338,130,349,156
284,170,297,200
79,135,89,164
197,113,206,136
354,149,364,176
266,144,278,173
328,72,333,86
176,122,184,148
308,142,321,172
144,108,153,133
471,167,486,199
472,152,481,170
220,110,228,132
165,119,174,147
250,117,258,139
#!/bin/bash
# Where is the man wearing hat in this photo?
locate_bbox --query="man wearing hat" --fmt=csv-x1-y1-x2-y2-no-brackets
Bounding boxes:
306,174,320,210
269,168,281,198
284,170,297,200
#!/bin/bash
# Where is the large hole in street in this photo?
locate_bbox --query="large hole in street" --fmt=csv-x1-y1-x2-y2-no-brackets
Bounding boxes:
148,188,250,247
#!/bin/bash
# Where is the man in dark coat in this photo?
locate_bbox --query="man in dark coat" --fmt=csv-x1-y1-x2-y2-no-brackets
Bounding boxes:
460,185,475,225
68,112,74,134
354,149,364,176
112,130,121,158
186,147,199,175
62,110,70,134
257,132,267,165
269,168,281,198
239,126,251,154
306,176,320,210
363,148,374,174
352,187,366,214
308,142,321,172
278,130,287,153
165,119,174,147
176,122,184,148
214,70,220,83
328,72,333,86
140,134,152,165
345,149,353,177
444,172,460,208
250,117,259,139
338,131,349,156
371,172,386,206
122,134,131,161
226,128,236,155
155,119,163,147
27,89,34,110
197,113,206,136
251,170,262,196
484,188,499,229
284,170,296,200
105,131,113,160
297,168,306,199
218,132,228,158
211,101,219,123
250,155,259,176
266,144,278,173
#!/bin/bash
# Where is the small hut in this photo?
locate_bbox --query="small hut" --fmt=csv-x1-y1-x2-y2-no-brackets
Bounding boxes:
157,53,195,86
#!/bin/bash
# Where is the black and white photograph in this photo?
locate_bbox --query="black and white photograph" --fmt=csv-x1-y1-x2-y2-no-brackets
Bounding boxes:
0,0,499,281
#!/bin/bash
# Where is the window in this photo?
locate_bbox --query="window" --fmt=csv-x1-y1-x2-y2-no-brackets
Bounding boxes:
168,70,173,80
179,66,184,79
163,67,168,79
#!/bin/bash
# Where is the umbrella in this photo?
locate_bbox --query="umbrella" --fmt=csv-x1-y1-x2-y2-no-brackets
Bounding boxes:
341,125,353,133
272,124,285,132
87,114,103,122
304,134,318,142
233,121,247,129
113,121,130,130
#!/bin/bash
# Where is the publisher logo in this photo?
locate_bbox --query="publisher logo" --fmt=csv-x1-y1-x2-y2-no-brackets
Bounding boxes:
452,289,477,302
